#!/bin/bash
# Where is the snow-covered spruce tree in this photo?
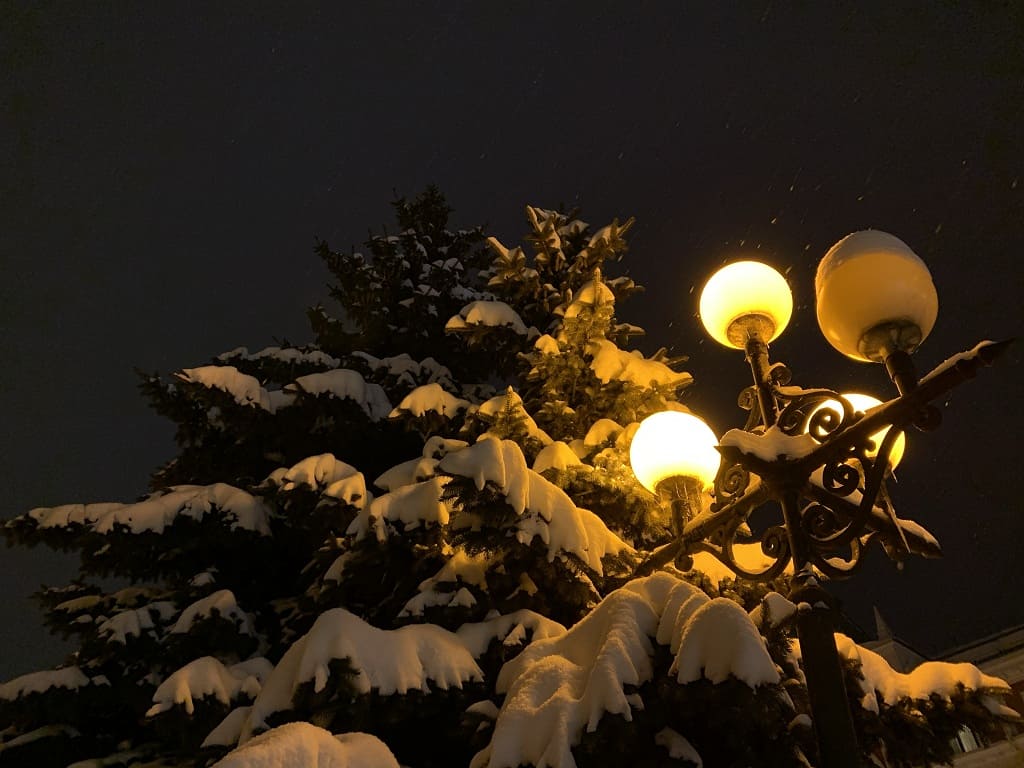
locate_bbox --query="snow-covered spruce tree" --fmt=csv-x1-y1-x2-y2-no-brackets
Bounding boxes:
2,192,1017,768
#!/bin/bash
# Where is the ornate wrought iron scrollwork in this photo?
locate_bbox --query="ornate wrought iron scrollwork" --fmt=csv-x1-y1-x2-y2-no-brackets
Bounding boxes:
737,386,761,431
680,484,877,583
804,402,847,441
634,338,1009,587
820,459,860,497
802,502,844,539
774,387,848,438
711,461,751,509
688,514,792,583
760,524,789,559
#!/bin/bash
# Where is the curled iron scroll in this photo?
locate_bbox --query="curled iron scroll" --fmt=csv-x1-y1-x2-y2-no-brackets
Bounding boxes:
690,515,792,583
775,387,848,438
711,461,751,510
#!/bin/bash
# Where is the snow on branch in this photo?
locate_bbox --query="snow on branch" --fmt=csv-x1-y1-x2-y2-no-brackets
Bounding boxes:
373,456,440,492
0,667,97,701
213,722,400,768
476,584,659,768
98,601,176,645
830,633,1012,713
216,346,340,369
672,599,781,686
655,728,703,766
264,453,359,491
0,725,83,756
532,442,583,474
534,334,560,355
582,418,623,448
588,340,693,389
172,590,254,636
446,300,531,335
178,365,393,421
562,278,615,319
351,351,454,389
455,610,567,658
389,383,470,419
476,390,553,446
285,370,392,421
473,573,778,768
439,438,632,573
346,477,450,541
147,656,272,717
238,609,484,742
435,438,523,496
399,549,491,618
371,437,469,493
178,366,279,411
27,484,272,536
263,454,367,509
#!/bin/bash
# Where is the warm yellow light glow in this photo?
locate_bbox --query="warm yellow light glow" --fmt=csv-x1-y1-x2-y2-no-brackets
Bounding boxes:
698,261,793,349
629,411,721,493
815,231,938,362
806,392,906,469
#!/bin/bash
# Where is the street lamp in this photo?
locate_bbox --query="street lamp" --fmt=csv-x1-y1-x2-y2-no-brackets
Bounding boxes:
630,411,719,557
629,232,1010,768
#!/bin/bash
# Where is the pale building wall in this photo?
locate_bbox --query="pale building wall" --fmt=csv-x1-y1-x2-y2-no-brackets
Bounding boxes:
942,627,1024,767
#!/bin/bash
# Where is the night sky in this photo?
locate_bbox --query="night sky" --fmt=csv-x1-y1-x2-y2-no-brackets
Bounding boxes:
2,3,1022,681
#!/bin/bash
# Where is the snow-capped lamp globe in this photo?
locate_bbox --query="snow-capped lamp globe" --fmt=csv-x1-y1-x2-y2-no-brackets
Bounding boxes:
806,392,907,470
698,261,793,349
629,411,720,538
815,230,938,394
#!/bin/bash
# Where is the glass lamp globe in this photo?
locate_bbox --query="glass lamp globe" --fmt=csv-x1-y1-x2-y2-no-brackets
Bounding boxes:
629,411,720,493
815,230,938,362
699,261,793,349
806,392,906,469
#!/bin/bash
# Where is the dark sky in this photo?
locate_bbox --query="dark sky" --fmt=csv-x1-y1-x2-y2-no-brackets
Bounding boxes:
2,3,1022,680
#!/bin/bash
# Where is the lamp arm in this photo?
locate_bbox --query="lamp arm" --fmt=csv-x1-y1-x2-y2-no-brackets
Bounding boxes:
681,482,792,582
683,481,768,543
690,531,792,581
744,337,780,427
633,539,686,578
656,475,706,537
801,485,941,558
795,338,1011,475
631,481,771,579
884,349,919,395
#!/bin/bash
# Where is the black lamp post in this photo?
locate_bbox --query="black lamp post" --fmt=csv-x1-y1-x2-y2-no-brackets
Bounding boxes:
628,231,1010,768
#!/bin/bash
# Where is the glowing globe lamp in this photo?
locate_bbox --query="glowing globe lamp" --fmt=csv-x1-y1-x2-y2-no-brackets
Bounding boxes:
815,230,938,362
806,392,906,469
699,261,794,349
629,411,721,493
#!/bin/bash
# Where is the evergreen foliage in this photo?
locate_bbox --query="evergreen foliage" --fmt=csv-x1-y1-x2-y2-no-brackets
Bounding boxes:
1,191,1016,768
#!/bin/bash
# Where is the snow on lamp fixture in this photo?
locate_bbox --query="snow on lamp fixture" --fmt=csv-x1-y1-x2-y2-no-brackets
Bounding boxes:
699,261,793,349
806,392,906,470
815,230,938,364
629,411,720,494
